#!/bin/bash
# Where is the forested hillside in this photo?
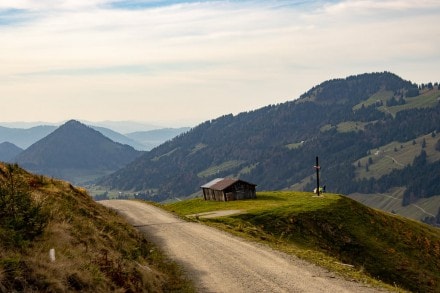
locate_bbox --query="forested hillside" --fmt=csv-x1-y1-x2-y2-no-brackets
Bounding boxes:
15,120,142,184
97,72,440,205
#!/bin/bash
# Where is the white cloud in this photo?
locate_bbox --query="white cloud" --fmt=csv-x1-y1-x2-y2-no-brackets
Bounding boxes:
0,0,439,124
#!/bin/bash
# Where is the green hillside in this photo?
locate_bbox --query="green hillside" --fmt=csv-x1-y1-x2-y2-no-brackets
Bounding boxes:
164,191,440,293
354,132,440,180
97,72,440,208
349,191,440,221
0,163,193,292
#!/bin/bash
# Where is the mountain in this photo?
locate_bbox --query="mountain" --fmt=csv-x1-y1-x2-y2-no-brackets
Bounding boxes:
15,120,143,184
97,72,440,205
126,127,191,150
91,126,148,151
0,142,23,162
0,125,57,149
0,122,188,152
84,120,164,133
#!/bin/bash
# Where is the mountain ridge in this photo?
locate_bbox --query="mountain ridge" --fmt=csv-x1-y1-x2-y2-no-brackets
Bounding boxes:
0,125,57,149
14,120,143,184
0,123,190,151
97,72,440,210
0,141,23,162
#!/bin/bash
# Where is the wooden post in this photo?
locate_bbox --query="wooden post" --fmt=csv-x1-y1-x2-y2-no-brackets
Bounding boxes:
315,156,320,196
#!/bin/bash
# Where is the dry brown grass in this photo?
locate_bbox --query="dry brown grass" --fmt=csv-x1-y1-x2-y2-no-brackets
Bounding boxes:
0,163,194,292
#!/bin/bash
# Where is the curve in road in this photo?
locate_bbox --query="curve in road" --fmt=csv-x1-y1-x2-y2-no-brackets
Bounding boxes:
100,200,386,293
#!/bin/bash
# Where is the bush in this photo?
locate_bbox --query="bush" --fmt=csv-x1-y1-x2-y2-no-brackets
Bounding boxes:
0,164,49,248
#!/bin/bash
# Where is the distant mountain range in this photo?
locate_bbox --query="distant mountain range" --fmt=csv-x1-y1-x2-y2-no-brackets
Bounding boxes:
97,72,440,224
0,122,190,151
0,142,23,162
0,125,57,149
125,128,191,150
14,120,143,184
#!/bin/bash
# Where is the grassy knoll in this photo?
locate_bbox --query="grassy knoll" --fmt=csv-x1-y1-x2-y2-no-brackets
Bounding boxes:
0,163,193,292
164,191,440,293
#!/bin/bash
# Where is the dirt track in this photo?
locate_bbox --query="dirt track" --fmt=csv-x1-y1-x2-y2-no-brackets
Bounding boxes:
100,200,386,293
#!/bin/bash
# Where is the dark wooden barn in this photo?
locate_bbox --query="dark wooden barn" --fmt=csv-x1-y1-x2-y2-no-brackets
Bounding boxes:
200,178,257,201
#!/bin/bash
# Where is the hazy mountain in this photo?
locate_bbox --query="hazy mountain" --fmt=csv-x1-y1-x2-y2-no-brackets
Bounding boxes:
126,127,191,150
0,142,23,162
91,126,148,151
0,120,162,133
97,72,440,208
85,120,164,133
0,122,191,151
0,125,57,149
15,120,143,184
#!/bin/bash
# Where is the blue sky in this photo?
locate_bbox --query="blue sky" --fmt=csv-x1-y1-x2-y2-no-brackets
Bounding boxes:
0,0,439,127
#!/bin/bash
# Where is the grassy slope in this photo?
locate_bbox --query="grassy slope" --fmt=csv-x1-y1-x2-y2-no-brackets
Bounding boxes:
354,133,440,180
344,90,440,225
0,164,193,292
164,191,440,293
351,88,440,114
349,191,440,221
382,88,440,117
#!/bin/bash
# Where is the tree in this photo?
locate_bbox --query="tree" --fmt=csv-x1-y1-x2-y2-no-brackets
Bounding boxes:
0,164,48,247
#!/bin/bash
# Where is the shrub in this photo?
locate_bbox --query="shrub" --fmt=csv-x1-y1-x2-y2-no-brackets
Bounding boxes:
0,164,49,248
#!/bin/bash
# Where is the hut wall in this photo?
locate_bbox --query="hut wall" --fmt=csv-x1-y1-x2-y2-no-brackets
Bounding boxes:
202,180,256,201
202,188,225,201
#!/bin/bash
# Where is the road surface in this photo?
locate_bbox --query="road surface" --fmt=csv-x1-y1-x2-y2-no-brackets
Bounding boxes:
100,200,386,293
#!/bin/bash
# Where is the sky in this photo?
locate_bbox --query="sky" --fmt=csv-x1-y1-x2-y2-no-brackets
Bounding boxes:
1,0,439,128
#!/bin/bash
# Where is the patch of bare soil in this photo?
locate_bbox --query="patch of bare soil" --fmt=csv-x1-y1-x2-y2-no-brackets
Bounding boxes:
187,209,244,218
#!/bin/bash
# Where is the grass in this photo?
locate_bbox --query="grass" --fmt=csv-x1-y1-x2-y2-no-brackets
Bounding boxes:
381,88,440,117
0,163,194,292
320,121,369,133
151,147,178,162
354,133,440,179
189,143,207,155
285,141,305,150
197,160,244,178
337,121,369,133
349,190,440,222
353,90,394,110
164,191,440,293
237,163,258,176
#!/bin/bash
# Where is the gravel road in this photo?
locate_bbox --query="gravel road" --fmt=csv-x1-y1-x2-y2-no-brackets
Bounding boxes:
100,200,386,293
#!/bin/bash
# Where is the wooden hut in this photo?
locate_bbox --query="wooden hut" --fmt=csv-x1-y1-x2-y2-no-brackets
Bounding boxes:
201,178,257,201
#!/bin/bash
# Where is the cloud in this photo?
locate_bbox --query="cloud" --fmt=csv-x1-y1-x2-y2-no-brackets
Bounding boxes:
0,0,439,124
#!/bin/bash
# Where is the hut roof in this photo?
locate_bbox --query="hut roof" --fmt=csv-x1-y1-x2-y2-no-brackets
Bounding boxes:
201,178,256,191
